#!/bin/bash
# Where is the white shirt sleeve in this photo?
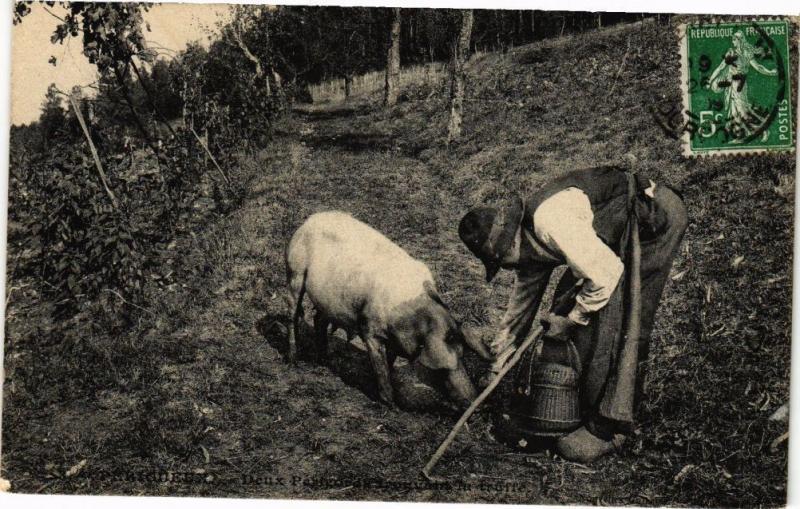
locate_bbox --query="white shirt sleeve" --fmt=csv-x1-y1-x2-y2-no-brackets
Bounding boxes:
533,187,624,325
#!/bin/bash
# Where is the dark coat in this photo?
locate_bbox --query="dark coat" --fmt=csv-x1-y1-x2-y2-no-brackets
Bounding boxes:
547,180,688,429
507,166,687,429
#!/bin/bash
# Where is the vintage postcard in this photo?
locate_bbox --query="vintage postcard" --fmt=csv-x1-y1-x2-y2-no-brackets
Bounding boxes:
2,2,797,507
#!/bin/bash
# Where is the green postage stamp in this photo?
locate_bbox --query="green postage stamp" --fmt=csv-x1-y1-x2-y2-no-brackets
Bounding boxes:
680,20,794,156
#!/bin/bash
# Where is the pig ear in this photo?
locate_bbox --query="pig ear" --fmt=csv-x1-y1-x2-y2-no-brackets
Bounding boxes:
424,281,450,310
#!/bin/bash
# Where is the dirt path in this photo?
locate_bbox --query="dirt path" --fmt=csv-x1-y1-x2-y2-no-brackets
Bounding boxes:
134,104,560,503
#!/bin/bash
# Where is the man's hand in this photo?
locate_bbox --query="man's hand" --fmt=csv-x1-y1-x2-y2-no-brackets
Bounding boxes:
488,328,514,357
542,313,579,341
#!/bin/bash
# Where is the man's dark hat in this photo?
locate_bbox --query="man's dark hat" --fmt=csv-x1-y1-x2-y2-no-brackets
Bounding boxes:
458,195,524,282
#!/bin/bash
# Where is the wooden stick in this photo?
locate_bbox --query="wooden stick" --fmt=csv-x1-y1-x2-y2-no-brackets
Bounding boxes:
607,36,632,98
189,126,231,187
69,94,119,210
102,288,156,317
770,431,789,452
422,323,545,480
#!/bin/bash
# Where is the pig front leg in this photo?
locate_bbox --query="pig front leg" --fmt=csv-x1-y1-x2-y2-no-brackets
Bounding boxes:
364,333,396,407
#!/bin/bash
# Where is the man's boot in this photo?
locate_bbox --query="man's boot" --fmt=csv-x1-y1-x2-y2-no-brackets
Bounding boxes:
556,426,626,463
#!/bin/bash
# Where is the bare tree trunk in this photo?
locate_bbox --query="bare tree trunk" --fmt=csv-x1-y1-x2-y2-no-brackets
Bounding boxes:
86,100,96,124
447,10,473,144
384,7,401,107
271,69,284,105
409,15,415,56
495,11,502,51
182,79,190,128
344,74,353,101
597,13,602,28
233,21,270,97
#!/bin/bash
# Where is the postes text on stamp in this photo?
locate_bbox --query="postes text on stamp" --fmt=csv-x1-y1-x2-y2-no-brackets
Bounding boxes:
680,20,793,156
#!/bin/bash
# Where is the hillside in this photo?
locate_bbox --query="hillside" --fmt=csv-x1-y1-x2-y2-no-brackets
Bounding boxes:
3,18,794,506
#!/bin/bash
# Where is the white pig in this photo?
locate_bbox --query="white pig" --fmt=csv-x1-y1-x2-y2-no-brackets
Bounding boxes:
285,211,490,407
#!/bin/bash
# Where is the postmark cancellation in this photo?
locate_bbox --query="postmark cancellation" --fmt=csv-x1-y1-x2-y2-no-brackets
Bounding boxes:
679,19,794,156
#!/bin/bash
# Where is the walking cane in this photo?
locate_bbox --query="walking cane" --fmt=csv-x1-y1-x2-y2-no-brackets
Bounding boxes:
421,285,580,479
422,323,546,480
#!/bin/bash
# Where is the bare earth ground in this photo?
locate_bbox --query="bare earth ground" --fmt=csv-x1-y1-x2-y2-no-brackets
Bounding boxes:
3,20,794,506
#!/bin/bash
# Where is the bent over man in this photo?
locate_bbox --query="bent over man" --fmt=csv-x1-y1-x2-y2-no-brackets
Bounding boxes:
458,166,688,463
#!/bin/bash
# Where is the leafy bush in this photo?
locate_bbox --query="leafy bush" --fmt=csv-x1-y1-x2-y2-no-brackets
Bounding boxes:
31,149,143,319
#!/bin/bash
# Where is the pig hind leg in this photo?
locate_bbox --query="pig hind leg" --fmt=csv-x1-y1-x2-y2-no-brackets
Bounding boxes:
313,309,330,364
286,268,307,364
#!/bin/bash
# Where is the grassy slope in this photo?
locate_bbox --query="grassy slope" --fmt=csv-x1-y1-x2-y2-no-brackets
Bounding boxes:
3,18,794,506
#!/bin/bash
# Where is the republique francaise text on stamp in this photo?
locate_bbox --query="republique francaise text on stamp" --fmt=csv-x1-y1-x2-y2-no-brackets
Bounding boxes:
679,19,794,156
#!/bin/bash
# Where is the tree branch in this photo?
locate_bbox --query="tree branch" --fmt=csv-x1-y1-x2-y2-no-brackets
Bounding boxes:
129,58,178,138
42,5,66,23
68,93,119,211
113,62,163,165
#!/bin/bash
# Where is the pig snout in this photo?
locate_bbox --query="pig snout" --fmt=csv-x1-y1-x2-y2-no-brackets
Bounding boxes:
444,359,477,405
